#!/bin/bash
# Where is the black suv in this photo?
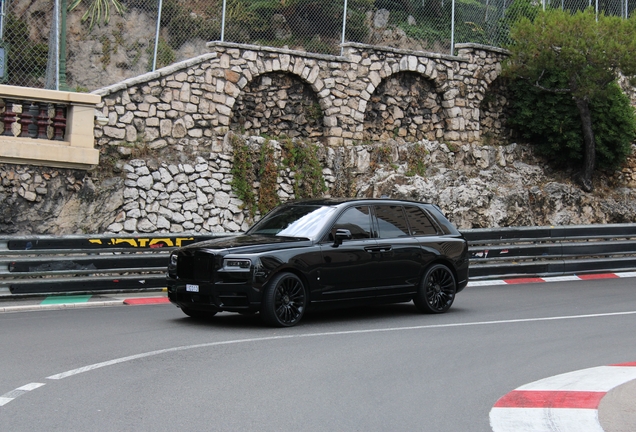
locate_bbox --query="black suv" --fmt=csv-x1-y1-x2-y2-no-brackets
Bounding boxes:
167,198,469,327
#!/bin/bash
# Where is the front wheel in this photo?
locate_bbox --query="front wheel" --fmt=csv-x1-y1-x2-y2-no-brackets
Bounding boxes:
414,264,456,314
261,272,307,327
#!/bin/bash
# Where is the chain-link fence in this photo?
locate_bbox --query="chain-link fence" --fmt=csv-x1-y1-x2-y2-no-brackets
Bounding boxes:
1,0,634,91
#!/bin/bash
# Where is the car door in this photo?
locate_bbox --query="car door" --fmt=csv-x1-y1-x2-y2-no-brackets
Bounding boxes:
318,205,380,302
373,205,432,297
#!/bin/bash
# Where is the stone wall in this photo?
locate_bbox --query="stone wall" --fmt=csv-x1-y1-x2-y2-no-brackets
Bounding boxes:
93,41,508,148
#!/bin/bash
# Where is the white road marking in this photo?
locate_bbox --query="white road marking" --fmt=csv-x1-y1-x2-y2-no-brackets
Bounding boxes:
490,407,604,432
0,383,46,408
616,271,636,278
540,276,581,282
518,366,636,392
16,383,45,391
47,310,636,380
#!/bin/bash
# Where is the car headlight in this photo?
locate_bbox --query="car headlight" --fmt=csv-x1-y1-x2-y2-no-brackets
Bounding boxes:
223,258,251,271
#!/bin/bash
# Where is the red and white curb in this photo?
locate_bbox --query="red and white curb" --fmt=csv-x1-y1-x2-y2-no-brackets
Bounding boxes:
468,271,636,287
490,362,636,431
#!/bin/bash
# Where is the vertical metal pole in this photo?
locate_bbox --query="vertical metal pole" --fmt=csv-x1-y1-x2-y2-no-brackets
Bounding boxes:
542,0,546,11
152,0,163,71
0,0,6,39
596,0,598,21
59,0,68,90
341,0,348,56
450,0,455,56
54,0,60,90
221,0,227,42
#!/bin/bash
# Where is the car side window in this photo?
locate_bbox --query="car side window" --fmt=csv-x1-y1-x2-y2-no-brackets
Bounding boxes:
328,206,373,241
374,205,409,239
404,206,438,235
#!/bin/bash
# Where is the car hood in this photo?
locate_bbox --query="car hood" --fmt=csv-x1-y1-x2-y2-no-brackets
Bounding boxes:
181,234,313,255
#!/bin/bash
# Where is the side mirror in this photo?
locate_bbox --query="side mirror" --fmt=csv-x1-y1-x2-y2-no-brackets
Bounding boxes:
333,229,352,247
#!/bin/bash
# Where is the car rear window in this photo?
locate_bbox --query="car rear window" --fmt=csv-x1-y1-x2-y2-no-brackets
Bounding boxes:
404,206,438,235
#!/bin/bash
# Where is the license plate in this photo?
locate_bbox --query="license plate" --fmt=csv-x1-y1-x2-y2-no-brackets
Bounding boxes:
186,284,199,293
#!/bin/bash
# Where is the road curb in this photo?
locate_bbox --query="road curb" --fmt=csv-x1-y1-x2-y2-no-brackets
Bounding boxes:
467,271,636,287
0,300,125,313
489,362,636,431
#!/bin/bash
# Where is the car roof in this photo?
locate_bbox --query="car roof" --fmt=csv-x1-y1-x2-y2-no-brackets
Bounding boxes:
284,198,433,207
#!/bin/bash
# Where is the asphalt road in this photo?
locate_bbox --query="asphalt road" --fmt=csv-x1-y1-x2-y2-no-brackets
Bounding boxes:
1,278,635,432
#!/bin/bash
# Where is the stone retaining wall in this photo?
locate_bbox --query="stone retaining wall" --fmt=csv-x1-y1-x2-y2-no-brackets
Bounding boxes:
93,42,508,149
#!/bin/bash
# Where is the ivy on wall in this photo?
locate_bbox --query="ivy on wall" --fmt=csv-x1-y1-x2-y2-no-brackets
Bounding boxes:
230,134,326,219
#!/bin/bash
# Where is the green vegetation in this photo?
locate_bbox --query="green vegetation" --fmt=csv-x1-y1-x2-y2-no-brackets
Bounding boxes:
69,0,126,31
508,75,635,172
230,134,257,217
406,143,428,176
281,138,327,199
258,140,281,215
230,135,326,218
505,7,636,190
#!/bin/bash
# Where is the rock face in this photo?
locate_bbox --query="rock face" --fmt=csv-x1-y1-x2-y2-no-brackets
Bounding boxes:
2,136,635,235
0,166,124,234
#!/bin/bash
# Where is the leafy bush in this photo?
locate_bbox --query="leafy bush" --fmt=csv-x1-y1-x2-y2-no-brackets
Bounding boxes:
507,72,636,170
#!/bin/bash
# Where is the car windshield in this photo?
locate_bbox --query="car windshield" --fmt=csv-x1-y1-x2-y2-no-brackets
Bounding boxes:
247,205,336,240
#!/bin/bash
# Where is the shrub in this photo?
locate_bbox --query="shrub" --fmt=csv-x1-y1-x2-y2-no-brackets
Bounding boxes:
507,72,635,171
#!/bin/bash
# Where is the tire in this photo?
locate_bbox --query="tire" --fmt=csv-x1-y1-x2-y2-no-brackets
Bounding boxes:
181,307,217,320
261,272,307,327
414,264,456,314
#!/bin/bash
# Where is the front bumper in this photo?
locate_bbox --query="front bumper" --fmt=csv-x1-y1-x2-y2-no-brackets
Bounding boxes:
167,279,262,313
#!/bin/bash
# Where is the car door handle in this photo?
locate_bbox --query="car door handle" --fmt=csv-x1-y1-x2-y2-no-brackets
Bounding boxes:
364,246,382,253
378,246,392,252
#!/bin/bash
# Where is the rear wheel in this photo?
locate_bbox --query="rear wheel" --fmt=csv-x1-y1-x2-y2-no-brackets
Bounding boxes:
414,264,456,314
181,307,217,320
261,272,307,327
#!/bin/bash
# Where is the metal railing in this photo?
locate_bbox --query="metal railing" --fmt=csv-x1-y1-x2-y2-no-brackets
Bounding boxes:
0,233,227,296
2,224,636,297
465,223,636,280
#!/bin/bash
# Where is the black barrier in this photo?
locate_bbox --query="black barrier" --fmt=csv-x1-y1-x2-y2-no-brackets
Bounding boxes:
464,223,636,280
2,225,636,296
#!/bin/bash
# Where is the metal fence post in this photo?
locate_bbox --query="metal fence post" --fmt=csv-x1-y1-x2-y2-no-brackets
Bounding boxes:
450,0,455,56
152,0,163,72
341,0,348,56
221,0,227,42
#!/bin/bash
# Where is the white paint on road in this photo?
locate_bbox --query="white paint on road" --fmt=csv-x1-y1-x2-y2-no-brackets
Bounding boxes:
0,383,45,408
47,309,636,380
518,366,636,392
490,407,604,432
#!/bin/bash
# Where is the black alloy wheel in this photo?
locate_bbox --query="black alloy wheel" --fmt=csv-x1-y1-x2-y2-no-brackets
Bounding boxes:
414,264,456,314
261,272,307,327
181,307,217,320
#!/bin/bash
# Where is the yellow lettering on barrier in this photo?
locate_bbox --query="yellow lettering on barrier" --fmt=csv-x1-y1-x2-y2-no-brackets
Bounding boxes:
112,238,138,247
175,237,194,247
87,237,197,248
149,238,174,248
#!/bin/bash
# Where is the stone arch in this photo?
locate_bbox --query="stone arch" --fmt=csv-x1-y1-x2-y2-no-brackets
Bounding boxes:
230,70,324,139
363,71,445,142
478,76,512,145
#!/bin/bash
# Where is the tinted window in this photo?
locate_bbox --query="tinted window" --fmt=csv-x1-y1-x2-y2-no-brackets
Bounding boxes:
329,206,372,240
374,205,409,239
248,205,337,239
404,206,438,235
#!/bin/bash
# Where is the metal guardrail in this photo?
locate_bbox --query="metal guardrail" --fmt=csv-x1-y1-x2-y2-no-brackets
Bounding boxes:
464,224,636,280
0,233,229,296
2,224,636,296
